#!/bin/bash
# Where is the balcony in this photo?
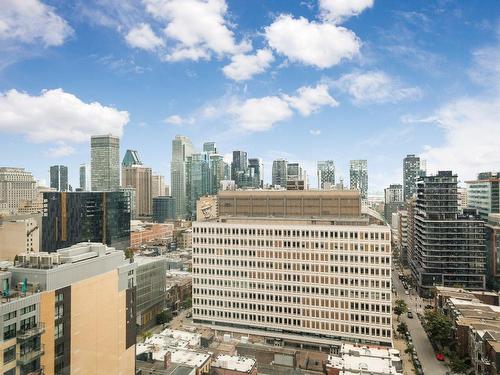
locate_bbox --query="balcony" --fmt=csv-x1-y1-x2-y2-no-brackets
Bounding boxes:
17,345,45,366
26,367,44,375
17,323,45,341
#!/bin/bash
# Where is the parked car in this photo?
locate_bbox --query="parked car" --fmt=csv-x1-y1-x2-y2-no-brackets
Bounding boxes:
407,311,414,319
436,353,445,361
405,290,410,295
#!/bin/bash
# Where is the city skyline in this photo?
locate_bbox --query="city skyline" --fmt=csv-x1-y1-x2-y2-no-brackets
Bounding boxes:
0,1,499,192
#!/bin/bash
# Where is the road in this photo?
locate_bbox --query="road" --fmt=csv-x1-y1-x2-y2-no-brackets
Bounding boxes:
393,273,448,375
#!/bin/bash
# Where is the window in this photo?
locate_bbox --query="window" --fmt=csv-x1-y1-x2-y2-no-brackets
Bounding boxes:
56,293,64,303
4,368,15,375
55,323,63,340
20,304,36,315
3,345,15,364
55,304,64,320
3,312,16,322
3,324,16,341
20,316,35,332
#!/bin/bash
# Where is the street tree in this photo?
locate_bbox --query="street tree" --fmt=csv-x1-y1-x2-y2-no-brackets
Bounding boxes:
394,299,408,321
424,309,453,348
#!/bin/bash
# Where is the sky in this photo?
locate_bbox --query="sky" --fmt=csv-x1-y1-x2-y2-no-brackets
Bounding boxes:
0,0,499,193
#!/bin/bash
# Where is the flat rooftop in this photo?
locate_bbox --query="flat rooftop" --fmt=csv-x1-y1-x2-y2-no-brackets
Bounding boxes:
212,354,255,373
136,344,210,368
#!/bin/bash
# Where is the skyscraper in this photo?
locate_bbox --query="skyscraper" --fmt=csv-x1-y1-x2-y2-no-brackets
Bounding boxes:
50,165,68,192
151,174,166,199
466,172,500,220
349,160,368,199
286,162,307,190
122,149,142,167
203,142,217,154
317,160,335,189
171,135,193,219
91,134,120,191
409,171,486,296
79,164,90,191
0,167,37,215
384,184,404,222
152,196,176,223
187,153,210,218
122,165,152,216
272,159,288,187
248,158,264,188
403,154,425,201
209,154,225,194
231,151,248,187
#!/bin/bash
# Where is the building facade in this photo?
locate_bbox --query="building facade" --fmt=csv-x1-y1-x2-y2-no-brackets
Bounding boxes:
349,160,368,200
151,175,166,200
485,214,500,291
171,136,194,219
152,196,176,223
467,172,500,220
0,218,39,261
248,158,264,189
122,165,152,217
49,165,68,192
90,135,120,191
317,161,335,189
42,191,131,251
409,171,486,297
0,168,37,215
231,151,248,188
272,159,288,188
403,154,425,201
78,164,90,191
384,184,404,222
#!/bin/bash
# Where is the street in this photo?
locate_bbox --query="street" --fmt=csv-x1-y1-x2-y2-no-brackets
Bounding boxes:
393,273,448,375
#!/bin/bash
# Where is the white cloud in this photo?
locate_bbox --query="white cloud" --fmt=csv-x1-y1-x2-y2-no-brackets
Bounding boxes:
420,97,500,179
319,0,374,23
164,115,194,125
334,71,421,104
143,0,249,61
0,0,72,47
45,143,75,158
0,89,129,143
125,23,164,51
309,129,322,136
283,84,338,116
469,45,500,91
264,15,360,69
222,49,274,81
229,96,293,132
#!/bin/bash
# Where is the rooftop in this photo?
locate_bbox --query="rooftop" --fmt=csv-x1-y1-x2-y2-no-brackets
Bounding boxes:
136,344,210,369
212,354,256,373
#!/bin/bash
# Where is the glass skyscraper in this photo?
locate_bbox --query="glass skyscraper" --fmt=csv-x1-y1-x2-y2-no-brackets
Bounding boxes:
171,135,193,219
317,160,335,189
349,159,368,200
50,165,68,192
91,134,120,191
403,154,425,201
272,159,288,187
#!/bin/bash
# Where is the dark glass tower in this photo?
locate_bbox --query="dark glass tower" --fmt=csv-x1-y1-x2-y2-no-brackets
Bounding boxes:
42,191,131,251
50,165,68,192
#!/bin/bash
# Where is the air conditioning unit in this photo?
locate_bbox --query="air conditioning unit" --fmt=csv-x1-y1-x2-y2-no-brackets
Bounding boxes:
17,254,29,265
40,255,53,268
29,254,40,268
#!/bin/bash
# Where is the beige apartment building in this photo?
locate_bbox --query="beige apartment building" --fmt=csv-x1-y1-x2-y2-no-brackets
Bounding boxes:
122,165,152,216
0,218,39,261
192,190,393,349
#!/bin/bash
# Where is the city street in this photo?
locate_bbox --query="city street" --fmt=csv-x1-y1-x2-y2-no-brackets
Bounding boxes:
393,273,448,375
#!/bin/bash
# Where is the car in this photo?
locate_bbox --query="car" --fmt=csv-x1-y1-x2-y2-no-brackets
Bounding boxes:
407,311,414,319
436,353,445,361
405,290,410,295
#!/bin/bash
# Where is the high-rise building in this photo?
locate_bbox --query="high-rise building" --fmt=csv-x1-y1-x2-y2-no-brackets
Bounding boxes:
466,172,500,220
79,164,90,191
248,158,263,188
0,242,136,375
485,214,500,290
187,153,210,218
42,191,131,251
317,160,335,189
122,149,142,167
209,154,225,194
193,190,392,348
272,159,288,187
151,174,166,199
384,184,404,222
152,196,176,223
49,165,68,192
91,134,120,191
120,186,137,219
171,135,194,219
122,165,152,216
403,154,425,201
0,167,37,215
409,171,486,297
349,160,368,200
203,142,217,154
231,151,248,188
397,210,408,265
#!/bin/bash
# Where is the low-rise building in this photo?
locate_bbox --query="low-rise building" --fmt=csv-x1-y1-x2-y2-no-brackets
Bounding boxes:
211,354,257,375
130,221,174,247
166,270,192,312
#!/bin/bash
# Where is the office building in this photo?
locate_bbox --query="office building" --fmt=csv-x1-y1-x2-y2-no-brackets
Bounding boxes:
119,186,136,219
79,164,90,191
193,190,392,348
203,142,217,154
49,165,68,192
91,134,120,191
0,242,136,375
409,171,486,297
248,158,264,188
466,172,500,220
317,160,335,189
396,210,408,266
485,214,500,290
122,164,152,217
272,159,287,188
42,191,130,252
152,174,166,200
153,196,176,223
384,184,404,222
286,162,307,190
187,153,210,218
403,154,425,201
209,154,225,194
457,187,468,212
122,149,142,167
0,168,37,215
349,160,368,200
135,256,168,331
0,218,39,261
171,136,194,219
231,151,248,188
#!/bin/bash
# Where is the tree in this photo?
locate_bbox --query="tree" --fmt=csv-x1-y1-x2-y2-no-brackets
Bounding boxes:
397,322,408,336
124,248,134,260
448,351,470,373
184,296,192,309
394,299,408,321
156,310,173,325
424,309,453,348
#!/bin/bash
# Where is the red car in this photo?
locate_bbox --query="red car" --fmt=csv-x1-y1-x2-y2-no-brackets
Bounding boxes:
436,353,445,361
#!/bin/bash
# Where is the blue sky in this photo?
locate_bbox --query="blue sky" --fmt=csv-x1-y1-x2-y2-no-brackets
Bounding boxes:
0,0,499,193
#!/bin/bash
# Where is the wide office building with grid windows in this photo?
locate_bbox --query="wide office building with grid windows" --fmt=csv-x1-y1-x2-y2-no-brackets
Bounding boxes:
192,190,393,349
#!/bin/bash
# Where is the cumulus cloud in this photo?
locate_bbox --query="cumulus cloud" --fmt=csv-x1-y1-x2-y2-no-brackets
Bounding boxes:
0,89,129,143
222,49,274,81
334,71,421,104
0,0,73,47
420,97,500,179
283,84,338,116
143,0,249,61
229,96,293,132
45,143,75,158
319,0,374,23
264,15,360,69
125,23,164,51
164,115,195,125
